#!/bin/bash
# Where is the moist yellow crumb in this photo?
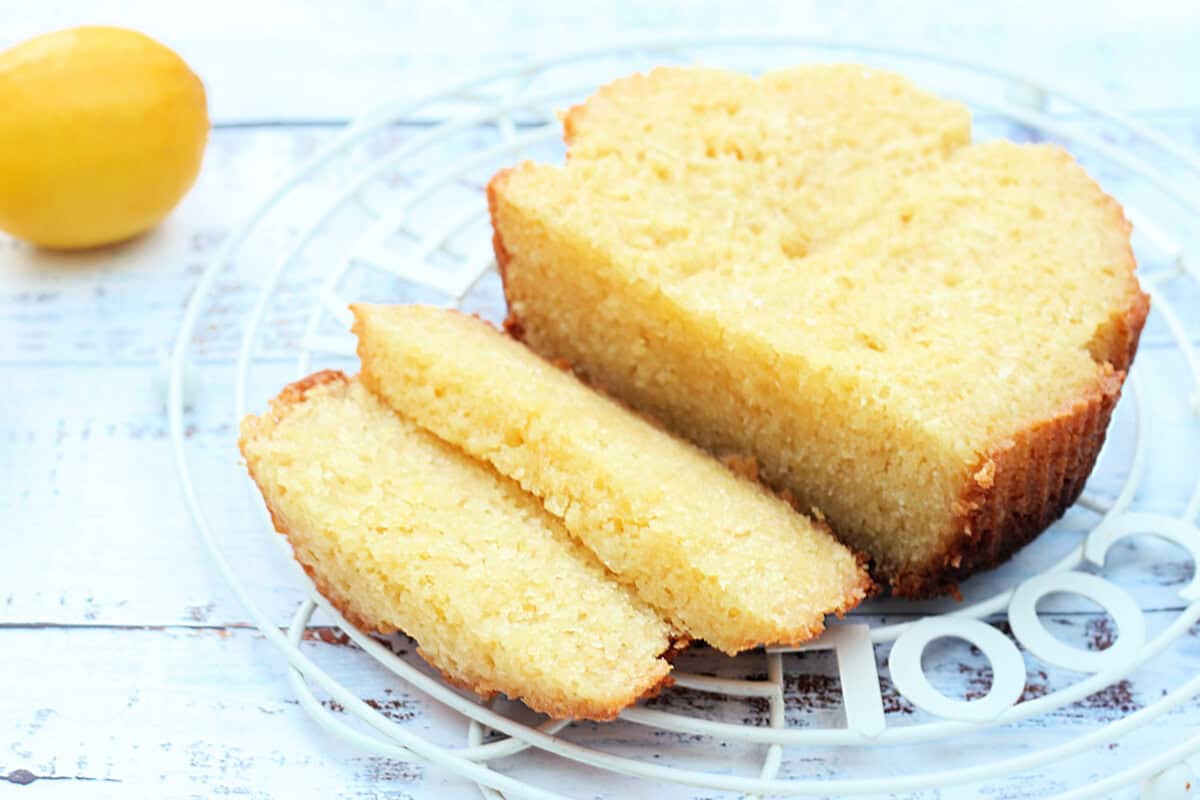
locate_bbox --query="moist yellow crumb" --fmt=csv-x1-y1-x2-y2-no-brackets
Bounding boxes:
489,64,1148,597
353,304,872,655
239,370,674,720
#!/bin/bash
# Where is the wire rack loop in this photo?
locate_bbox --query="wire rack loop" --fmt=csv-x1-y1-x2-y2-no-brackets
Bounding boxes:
170,34,1200,799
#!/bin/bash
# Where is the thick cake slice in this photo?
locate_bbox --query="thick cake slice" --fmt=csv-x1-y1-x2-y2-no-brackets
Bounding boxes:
488,65,1148,597
239,371,674,720
352,304,872,655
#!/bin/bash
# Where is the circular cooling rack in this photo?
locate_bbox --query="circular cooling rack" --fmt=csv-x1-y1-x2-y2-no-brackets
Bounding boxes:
170,35,1200,799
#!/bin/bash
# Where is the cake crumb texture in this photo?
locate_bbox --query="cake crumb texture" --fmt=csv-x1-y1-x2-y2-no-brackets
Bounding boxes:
489,64,1148,596
353,305,873,655
239,370,674,720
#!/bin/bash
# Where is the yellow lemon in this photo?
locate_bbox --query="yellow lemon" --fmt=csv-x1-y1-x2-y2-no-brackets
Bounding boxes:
0,26,209,249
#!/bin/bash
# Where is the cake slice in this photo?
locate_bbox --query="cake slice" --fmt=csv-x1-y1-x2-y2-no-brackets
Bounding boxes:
352,304,872,655
239,370,675,720
488,65,1149,597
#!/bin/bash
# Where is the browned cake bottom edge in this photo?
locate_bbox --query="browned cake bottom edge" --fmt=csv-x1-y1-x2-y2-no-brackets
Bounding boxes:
888,284,1149,598
892,370,1122,598
496,225,1149,599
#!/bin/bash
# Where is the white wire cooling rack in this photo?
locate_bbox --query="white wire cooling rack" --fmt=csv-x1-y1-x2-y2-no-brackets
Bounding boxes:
169,34,1200,799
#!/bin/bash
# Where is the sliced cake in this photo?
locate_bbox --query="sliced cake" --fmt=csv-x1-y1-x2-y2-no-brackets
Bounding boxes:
239,370,675,720
488,65,1148,597
352,304,872,655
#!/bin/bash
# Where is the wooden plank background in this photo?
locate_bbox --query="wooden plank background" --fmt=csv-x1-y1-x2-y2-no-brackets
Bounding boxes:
2,2,1199,797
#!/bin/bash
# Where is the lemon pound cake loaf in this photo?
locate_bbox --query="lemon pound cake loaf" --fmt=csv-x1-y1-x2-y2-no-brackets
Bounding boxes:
489,65,1149,597
239,371,674,720
353,304,872,655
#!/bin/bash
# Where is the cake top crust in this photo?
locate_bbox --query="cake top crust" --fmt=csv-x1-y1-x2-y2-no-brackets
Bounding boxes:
500,65,1147,461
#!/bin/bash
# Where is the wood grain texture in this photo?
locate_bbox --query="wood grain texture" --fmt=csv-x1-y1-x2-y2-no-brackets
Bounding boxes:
2,3,1200,796
1,618,1198,798
3,0,1200,121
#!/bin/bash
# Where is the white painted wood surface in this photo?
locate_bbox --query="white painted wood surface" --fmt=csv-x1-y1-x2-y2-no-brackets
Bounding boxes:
2,3,1200,797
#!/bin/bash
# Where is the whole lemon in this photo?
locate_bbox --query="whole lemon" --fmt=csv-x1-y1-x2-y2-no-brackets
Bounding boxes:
0,26,208,249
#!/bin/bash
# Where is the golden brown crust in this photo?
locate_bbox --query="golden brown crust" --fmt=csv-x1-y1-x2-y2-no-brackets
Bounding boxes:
487,168,527,340
890,282,1148,598
495,258,1143,601
239,371,382,638
492,180,1149,600
1096,278,1151,375
889,369,1122,598
421,651,673,722
239,369,674,721
886,189,1149,598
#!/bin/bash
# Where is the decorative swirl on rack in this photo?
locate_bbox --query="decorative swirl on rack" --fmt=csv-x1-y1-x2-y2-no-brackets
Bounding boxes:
1085,512,1200,602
